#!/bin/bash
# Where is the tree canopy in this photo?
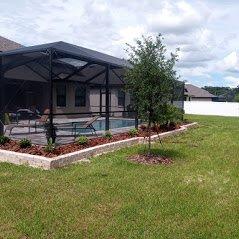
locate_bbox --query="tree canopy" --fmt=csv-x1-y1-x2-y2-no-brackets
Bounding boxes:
125,34,179,123
125,34,182,153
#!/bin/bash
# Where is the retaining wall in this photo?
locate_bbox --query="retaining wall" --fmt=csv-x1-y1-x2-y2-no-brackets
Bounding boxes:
0,123,197,169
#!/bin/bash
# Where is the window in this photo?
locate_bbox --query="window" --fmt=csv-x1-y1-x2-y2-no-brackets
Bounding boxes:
118,89,125,107
75,86,86,107
56,84,66,107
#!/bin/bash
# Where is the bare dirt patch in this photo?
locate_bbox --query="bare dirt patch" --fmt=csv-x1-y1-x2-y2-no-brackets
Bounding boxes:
128,154,173,165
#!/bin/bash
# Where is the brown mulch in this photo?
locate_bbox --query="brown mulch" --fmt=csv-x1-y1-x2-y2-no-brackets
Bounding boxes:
0,122,185,158
0,132,132,158
128,154,173,165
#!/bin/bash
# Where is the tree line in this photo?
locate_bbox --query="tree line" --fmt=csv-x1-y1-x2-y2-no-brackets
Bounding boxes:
202,86,239,102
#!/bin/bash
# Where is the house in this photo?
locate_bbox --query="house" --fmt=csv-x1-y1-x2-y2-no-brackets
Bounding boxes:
0,41,132,119
0,39,185,138
0,39,184,122
0,35,22,52
184,84,216,101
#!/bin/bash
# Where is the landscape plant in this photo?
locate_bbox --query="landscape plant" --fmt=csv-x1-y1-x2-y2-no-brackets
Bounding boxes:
128,128,138,137
19,138,32,148
155,104,184,127
125,34,180,153
44,138,56,152
44,122,57,143
104,131,113,140
76,136,89,146
0,135,10,145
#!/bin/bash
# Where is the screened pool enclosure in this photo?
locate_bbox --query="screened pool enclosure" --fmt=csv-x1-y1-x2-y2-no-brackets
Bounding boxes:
0,41,184,144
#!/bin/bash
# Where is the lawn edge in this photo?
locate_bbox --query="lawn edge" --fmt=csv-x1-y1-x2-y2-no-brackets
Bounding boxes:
0,122,197,170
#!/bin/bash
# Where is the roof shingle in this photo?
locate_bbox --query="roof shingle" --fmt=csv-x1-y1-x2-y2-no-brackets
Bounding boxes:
185,84,216,98
0,36,22,52
0,41,130,68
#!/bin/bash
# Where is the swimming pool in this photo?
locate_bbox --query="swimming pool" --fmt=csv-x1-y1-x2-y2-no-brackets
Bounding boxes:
72,118,137,133
93,118,136,131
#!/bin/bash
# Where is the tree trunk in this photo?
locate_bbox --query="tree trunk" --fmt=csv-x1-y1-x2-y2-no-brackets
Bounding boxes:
148,111,152,155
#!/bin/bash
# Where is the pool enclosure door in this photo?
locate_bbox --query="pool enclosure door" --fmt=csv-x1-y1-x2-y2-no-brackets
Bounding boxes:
100,89,111,115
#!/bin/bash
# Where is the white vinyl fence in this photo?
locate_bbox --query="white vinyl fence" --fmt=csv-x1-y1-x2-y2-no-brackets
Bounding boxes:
184,101,239,117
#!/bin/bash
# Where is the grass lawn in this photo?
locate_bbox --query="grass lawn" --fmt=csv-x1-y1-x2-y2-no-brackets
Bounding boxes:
0,115,239,239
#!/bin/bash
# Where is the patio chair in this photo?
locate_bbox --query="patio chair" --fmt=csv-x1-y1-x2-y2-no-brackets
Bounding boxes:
5,109,50,135
56,115,101,137
72,115,100,137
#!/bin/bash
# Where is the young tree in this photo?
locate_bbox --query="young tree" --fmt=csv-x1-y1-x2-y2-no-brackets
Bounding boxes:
125,34,179,154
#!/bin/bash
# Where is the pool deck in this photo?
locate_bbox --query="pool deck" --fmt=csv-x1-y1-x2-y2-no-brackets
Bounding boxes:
4,117,136,145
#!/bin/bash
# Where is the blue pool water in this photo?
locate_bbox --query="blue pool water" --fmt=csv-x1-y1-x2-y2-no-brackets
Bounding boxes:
93,119,136,131
72,119,136,133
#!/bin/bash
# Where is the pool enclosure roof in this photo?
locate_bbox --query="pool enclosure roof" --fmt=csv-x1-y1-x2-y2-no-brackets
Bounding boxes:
0,41,130,86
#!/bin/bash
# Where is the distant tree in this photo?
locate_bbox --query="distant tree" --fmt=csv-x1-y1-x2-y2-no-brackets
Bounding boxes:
202,86,239,102
234,92,239,102
125,34,180,154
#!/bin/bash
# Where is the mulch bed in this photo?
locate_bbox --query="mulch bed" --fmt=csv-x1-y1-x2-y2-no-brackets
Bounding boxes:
0,122,184,158
128,154,173,165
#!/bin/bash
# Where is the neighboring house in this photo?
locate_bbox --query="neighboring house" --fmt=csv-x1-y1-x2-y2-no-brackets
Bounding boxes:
0,35,22,52
214,94,227,102
184,84,216,101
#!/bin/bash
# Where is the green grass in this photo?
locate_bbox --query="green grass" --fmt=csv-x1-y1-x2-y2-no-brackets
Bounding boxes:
0,115,239,239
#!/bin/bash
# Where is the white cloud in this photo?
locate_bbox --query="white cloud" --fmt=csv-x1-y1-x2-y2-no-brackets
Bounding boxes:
147,1,209,35
224,76,239,87
178,66,211,79
216,51,239,73
1,0,239,87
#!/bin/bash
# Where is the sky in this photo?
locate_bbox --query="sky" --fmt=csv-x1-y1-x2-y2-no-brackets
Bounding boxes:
1,0,239,88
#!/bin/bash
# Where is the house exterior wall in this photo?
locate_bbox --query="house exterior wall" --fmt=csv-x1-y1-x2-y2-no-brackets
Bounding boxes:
184,96,213,102
53,82,91,117
52,83,131,117
191,97,213,102
89,88,131,117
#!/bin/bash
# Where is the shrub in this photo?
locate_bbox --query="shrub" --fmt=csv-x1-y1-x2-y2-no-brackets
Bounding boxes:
44,138,56,152
104,131,113,140
154,104,184,126
128,128,138,137
76,136,89,145
0,135,10,145
167,106,184,125
19,138,32,148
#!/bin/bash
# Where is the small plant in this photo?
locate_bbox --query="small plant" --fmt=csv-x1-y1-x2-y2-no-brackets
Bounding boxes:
44,122,57,143
0,135,10,145
44,138,56,152
76,136,89,145
128,128,138,137
104,131,113,140
19,138,32,148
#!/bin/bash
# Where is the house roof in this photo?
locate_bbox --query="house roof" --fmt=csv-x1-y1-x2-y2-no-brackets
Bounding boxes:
0,41,130,68
185,84,216,98
0,36,22,52
0,41,129,86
